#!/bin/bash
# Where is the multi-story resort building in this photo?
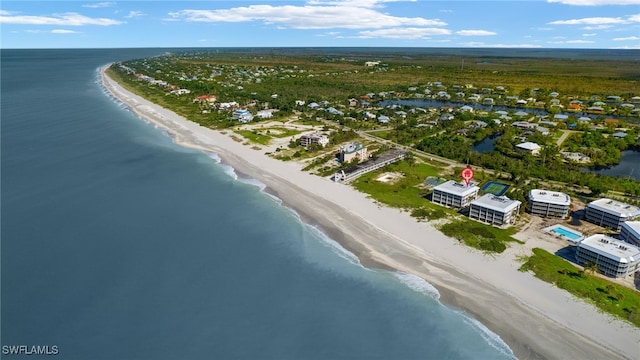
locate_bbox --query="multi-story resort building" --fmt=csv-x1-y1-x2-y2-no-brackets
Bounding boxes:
620,221,640,246
339,142,368,163
584,198,640,231
575,234,640,278
469,194,521,226
527,189,571,219
232,109,253,123
431,180,479,209
299,133,329,148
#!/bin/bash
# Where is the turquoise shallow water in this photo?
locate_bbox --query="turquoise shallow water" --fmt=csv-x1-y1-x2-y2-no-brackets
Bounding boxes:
0,48,540,359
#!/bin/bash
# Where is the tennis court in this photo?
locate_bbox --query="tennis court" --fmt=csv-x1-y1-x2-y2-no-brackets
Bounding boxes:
481,181,510,196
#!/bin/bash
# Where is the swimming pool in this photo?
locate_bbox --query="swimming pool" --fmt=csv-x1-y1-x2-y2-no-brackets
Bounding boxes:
545,225,584,242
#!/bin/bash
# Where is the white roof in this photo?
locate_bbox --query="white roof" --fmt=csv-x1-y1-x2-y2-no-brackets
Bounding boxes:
529,189,570,206
587,198,640,218
433,180,479,197
471,194,521,213
578,234,640,263
516,142,541,151
622,221,640,237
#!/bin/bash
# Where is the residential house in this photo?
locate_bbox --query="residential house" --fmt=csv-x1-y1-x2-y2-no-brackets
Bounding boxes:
515,142,541,156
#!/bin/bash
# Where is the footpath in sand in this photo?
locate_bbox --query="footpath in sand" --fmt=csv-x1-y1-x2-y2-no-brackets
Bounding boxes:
101,66,639,360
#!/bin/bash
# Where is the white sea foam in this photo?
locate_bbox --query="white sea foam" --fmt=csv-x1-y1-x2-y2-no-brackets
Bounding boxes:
392,272,440,300
207,152,222,164
238,177,267,191
219,163,238,180
306,224,363,268
461,314,517,359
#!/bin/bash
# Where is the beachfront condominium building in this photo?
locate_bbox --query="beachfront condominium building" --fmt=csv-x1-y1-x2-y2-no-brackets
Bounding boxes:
527,189,571,219
584,198,640,231
576,234,640,278
299,133,329,148
620,221,640,246
469,194,521,226
431,180,479,209
339,142,368,163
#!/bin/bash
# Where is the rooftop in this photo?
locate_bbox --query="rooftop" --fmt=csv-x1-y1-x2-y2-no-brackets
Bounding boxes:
340,141,366,154
587,198,640,218
471,194,521,213
622,221,640,236
578,234,640,263
516,142,541,151
528,189,571,206
433,180,479,197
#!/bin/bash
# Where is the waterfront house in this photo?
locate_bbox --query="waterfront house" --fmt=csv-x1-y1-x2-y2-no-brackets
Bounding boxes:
431,180,480,209
469,194,521,226
299,133,329,148
576,234,640,278
620,221,640,246
232,109,253,123
528,189,571,218
339,142,368,163
585,198,640,231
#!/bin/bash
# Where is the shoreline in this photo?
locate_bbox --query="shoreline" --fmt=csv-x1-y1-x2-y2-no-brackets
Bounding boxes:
100,65,639,360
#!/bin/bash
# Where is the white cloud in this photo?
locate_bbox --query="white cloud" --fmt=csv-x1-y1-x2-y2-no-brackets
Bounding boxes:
549,16,627,25
613,35,640,40
459,42,541,48
456,30,496,36
565,39,595,43
549,14,639,25
357,27,450,39
125,11,145,18
582,33,597,36
582,25,614,29
82,2,116,8
0,12,123,26
168,1,446,29
51,29,80,34
547,0,639,5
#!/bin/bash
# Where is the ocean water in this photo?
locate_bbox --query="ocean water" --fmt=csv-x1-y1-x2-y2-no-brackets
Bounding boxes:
0,49,527,359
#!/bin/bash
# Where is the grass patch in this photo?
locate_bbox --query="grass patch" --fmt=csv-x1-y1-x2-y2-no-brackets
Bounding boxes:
234,130,271,145
262,127,304,138
438,219,520,253
353,161,440,209
520,248,640,327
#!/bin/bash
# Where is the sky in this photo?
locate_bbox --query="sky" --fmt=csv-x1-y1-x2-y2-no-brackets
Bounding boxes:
1,0,639,49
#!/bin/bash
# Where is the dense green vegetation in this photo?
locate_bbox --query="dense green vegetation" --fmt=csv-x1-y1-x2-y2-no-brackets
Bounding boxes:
520,248,640,327
439,219,521,253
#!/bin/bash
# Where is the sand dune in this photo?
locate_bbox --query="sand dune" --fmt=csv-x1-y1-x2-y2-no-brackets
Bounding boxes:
101,65,639,360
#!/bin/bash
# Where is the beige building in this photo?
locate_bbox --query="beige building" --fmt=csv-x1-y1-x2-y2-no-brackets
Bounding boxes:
339,142,368,163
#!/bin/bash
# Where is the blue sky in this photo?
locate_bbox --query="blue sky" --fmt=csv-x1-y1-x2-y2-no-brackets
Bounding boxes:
1,1,639,49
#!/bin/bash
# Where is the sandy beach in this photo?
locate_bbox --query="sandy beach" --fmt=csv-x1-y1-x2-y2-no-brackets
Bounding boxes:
100,65,639,360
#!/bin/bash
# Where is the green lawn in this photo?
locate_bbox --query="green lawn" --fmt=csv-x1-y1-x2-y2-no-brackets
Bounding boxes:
234,130,272,145
520,248,640,327
353,161,441,209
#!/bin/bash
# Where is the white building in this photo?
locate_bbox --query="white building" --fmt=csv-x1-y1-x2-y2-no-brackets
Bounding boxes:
431,180,479,209
584,198,640,231
620,221,640,246
256,110,274,119
232,109,253,123
299,133,329,148
527,189,571,218
515,142,541,156
576,234,640,278
469,194,521,226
